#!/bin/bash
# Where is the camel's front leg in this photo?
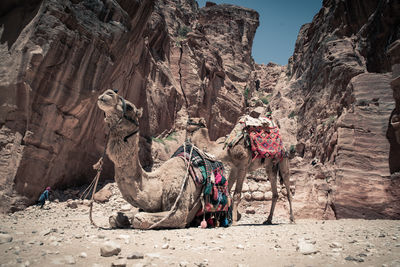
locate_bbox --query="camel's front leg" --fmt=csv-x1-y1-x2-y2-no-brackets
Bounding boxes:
264,164,278,225
231,168,246,224
280,157,295,223
132,209,188,230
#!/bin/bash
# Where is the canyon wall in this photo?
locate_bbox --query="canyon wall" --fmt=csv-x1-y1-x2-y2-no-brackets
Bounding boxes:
0,0,259,212
260,0,400,219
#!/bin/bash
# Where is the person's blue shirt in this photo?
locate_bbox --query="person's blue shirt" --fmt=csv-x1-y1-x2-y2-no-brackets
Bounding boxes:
38,189,49,202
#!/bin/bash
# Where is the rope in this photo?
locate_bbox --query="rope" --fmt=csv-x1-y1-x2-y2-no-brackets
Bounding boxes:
147,143,194,229
84,128,112,229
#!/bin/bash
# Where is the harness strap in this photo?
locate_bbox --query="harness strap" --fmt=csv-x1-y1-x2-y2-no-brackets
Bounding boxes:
119,96,140,142
123,128,139,142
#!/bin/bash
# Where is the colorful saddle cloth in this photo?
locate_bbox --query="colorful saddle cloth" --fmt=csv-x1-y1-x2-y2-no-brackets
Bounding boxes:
172,143,232,228
224,115,285,161
248,126,284,161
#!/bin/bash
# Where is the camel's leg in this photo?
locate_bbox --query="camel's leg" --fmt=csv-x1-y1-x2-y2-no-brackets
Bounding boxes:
264,163,278,225
132,209,188,230
231,168,246,224
280,157,295,223
228,166,239,192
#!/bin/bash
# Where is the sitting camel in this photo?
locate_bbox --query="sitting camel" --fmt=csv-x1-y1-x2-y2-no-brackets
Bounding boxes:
188,117,294,225
97,89,204,229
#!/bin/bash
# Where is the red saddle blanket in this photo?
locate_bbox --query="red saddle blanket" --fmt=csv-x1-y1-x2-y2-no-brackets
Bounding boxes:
249,126,284,161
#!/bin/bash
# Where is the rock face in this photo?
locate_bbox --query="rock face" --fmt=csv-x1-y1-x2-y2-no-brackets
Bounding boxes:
334,73,396,218
263,0,400,219
387,40,400,174
0,0,259,212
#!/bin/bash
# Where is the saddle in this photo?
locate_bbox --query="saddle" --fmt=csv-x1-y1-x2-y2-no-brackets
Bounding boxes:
172,143,232,228
224,115,286,161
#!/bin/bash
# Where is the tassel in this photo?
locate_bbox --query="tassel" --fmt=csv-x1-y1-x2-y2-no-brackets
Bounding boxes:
200,219,207,228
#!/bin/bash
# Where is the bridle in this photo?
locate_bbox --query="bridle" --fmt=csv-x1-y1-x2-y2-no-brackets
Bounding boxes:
118,96,140,142
187,118,206,132
105,89,140,142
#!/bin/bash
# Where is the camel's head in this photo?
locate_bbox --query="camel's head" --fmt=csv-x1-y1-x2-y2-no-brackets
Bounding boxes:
97,89,143,138
186,117,207,133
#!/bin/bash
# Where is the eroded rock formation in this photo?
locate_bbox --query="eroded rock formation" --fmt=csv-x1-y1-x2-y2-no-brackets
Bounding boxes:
0,0,259,212
260,0,400,219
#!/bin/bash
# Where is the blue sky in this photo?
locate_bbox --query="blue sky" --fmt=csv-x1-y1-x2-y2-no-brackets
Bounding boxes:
196,0,322,65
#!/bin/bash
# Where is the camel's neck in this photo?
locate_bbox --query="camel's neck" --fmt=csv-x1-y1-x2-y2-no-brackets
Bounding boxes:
191,128,214,152
106,131,147,206
191,128,229,162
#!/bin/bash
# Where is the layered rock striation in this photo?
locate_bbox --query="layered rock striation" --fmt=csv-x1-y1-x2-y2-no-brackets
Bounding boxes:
279,0,400,219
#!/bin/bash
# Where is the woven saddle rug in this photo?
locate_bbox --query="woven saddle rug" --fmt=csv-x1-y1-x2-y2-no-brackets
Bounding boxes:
224,115,285,161
171,143,231,215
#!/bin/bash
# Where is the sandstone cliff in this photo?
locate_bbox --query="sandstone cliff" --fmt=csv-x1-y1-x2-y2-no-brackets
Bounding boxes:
253,0,400,219
0,0,259,212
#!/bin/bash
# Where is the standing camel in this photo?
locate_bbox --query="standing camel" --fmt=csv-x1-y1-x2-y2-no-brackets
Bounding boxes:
97,89,204,229
188,117,294,224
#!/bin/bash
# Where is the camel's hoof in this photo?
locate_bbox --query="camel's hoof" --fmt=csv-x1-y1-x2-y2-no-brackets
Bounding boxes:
232,221,238,226
263,220,272,225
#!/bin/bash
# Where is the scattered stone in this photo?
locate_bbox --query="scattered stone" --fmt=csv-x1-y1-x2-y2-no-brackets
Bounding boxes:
79,252,87,258
94,187,112,203
100,241,121,257
64,255,76,265
117,234,130,244
0,233,13,244
245,207,256,214
345,256,364,262
111,259,127,267
120,204,132,211
145,253,161,260
236,244,245,250
264,191,273,201
329,242,343,249
51,255,76,265
66,200,78,209
40,229,51,236
180,261,189,267
248,181,259,192
252,191,264,201
162,243,169,249
127,252,144,259
297,238,319,255
243,193,252,201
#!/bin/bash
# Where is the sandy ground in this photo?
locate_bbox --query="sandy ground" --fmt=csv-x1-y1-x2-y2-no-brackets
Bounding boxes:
1,184,400,267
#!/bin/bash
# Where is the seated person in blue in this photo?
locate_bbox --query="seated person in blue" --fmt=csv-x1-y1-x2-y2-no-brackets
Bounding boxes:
37,187,51,208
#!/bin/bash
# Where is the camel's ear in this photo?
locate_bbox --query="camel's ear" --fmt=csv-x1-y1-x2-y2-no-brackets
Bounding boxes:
136,107,143,118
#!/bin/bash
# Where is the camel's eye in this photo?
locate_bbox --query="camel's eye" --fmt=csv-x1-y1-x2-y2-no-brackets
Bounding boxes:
106,91,114,96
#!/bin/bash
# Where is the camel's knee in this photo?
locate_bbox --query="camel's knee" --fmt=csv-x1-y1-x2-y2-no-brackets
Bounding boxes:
109,212,132,229
233,192,242,202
